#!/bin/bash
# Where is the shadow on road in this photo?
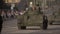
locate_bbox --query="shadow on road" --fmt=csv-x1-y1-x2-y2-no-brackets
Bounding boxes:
48,27,60,30
19,27,60,30
19,28,41,30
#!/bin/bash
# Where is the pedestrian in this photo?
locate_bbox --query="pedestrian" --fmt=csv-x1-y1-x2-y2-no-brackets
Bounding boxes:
11,12,14,19
0,11,3,34
43,15,48,30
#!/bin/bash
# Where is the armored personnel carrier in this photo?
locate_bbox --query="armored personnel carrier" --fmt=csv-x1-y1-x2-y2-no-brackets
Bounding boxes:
17,10,43,29
48,12,60,25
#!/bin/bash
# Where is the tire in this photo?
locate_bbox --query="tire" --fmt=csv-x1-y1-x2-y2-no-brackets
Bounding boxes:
21,26,26,29
49,21,53,25
50,23,53,25
40,24,43,29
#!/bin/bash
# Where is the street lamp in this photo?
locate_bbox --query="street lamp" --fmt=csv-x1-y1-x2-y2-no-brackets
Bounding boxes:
30,2,33,7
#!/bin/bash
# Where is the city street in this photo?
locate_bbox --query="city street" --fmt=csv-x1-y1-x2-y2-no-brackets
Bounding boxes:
1,19,60,34
0,0,60,34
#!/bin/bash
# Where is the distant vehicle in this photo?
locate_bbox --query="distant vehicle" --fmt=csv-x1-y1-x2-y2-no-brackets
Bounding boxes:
48,12,60,25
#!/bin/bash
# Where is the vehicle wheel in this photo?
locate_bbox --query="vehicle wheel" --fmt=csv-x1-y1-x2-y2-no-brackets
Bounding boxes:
49,21,53,25
40,23,43,29
21,26,26,29
50,23,52,25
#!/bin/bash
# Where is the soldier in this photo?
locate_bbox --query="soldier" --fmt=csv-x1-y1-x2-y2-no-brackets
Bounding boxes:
0,10,3,34
43,15,48,30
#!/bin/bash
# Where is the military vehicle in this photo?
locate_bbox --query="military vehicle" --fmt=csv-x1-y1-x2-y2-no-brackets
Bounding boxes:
17,9,43,29
48,12,60,25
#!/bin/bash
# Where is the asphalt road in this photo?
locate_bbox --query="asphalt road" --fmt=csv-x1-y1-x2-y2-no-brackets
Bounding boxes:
1,19,60,34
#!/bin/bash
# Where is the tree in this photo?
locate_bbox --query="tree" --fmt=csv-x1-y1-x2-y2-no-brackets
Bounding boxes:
0,0,5,9
0,0,10,10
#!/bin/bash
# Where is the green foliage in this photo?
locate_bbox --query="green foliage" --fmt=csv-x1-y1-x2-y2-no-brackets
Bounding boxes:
0,0,9,9
0,0,5,9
